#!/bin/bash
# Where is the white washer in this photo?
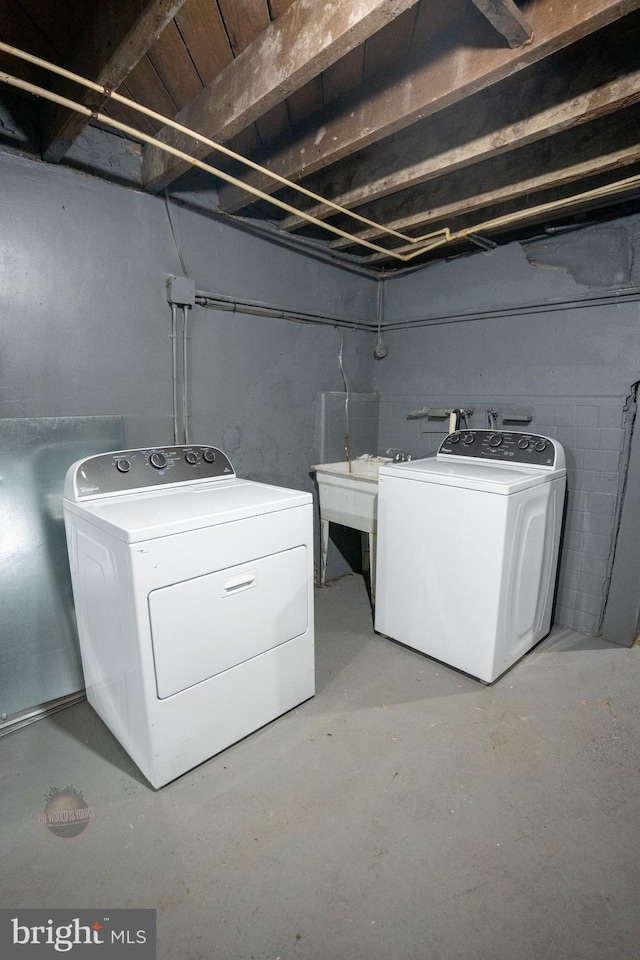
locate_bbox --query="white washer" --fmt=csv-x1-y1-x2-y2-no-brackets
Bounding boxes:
63,444,314,788
375,430,566,683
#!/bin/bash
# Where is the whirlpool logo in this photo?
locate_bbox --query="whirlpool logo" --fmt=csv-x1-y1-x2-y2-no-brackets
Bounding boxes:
0,910,156,957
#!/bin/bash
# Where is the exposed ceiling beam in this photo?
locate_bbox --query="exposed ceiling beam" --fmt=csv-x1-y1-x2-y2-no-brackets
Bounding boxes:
41,0,186,163
470,0,533,48
217,0,640,214
140,0,423,193
361,168,640,265
279,40,640,232
327,107,640,256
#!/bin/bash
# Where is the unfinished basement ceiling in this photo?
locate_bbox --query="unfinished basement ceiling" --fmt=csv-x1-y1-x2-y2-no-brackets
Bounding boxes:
1,0,640,271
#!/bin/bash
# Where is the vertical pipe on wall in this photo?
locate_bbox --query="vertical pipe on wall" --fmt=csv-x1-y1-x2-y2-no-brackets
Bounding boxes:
600,382,640,645
338,329,351,469
182,305,190,445
171,304,179,446
373,276,387,359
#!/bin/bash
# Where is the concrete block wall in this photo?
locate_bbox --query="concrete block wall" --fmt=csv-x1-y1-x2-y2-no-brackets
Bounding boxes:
544,399,627,634
0,150,377,491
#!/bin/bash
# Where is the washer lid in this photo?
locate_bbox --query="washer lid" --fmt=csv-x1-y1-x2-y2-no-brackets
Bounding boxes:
378,457,566,494
63,478,311,542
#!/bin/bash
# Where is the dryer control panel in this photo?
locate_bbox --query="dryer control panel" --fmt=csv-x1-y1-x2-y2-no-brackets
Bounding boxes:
438,430,560,468
66,445,235,500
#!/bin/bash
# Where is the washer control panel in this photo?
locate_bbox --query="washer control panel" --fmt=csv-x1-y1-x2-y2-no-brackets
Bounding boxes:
69,445,235,499
438,430,558,467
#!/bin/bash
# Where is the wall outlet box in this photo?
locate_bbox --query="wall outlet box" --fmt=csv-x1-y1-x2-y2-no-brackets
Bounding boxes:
166,275,196,306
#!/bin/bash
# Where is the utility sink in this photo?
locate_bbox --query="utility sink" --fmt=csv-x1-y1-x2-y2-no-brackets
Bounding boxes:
312,456,390,531
312,456,391,596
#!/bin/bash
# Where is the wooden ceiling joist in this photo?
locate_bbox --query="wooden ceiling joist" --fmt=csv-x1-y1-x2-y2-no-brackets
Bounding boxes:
217,0,640,215
279,40,640,233
327,107,640,253
470,0,533,48
40,0,187,163
360,168,640,265
1,0,639,271
140,0,424,193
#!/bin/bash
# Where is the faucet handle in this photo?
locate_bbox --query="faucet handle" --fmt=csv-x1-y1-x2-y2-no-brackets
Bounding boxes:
386,448,412,463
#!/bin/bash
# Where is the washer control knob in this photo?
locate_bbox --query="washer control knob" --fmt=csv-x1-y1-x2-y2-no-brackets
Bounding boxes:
149,451,167,469
518,438,530,449
449,433,460,444
534,440,547,452
116,458,131,473
462,433,475,445
203,448,216,463
488,433,503,447
185,451,198,465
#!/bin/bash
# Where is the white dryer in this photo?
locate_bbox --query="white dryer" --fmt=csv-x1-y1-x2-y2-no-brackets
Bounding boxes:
63,445,314,788
375,430,566,683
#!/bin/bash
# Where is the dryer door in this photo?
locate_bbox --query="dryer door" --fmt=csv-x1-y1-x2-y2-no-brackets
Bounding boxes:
149,546,309,698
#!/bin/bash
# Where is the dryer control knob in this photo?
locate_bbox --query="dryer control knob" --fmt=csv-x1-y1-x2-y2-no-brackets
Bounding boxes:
462,433,475,445
534,440,547,452
203,448,216,463
488,434,503,447
518,438,530,449
185,451,198,465
449,433,460,444
116,458,131,473
150,452,167,469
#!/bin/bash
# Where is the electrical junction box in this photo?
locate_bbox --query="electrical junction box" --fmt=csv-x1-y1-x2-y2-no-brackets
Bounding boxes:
166,275,196,306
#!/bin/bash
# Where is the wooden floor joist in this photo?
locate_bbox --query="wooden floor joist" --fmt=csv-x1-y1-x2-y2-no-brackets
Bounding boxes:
326,107,640,250
41,0,187,163
217,0,640,214
279,38,640,233
141,0,423,193
471,0,533,48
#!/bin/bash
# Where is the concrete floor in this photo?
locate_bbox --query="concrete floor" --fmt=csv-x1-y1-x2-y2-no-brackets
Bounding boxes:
1,574,639,960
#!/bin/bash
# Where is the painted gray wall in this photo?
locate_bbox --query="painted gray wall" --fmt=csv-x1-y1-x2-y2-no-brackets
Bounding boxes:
383,225,640,323
0,151,376,470
1,154,174,442
601,389,640,647
376,225,640,635
157,197,376,488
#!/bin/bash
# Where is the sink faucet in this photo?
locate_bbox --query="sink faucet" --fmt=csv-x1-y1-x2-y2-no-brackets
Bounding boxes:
386,448,412,463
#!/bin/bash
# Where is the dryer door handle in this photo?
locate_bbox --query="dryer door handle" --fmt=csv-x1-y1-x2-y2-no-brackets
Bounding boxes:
221,571,256,595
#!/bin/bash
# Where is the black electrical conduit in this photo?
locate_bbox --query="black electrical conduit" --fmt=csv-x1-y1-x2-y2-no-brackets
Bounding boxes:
192,284,640,334
380,286,640,331
194,290,379,331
